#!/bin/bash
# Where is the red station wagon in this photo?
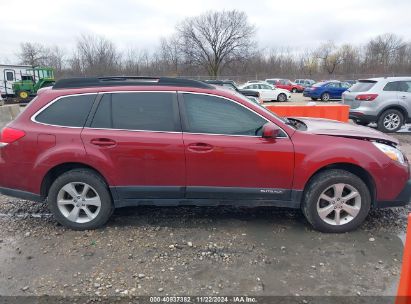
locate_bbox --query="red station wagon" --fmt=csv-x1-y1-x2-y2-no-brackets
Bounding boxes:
0,77,409,232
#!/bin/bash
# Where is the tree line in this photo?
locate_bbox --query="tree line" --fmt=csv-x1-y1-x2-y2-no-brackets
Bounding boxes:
12,10,411,82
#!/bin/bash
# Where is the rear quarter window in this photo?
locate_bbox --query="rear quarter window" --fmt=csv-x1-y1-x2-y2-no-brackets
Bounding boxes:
35,94,96,127
349,81,377,92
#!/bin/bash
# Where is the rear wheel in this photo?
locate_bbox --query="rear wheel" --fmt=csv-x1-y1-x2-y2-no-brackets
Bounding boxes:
302,169,371,233
277,93,287,102
48,169,113,230
321,92,330,102
377,109,404,133
292,88,298,93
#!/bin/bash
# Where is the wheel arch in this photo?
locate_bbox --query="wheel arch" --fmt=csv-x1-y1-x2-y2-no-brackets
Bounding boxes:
40,162,110,200
377,105,408,122
301,162,376,207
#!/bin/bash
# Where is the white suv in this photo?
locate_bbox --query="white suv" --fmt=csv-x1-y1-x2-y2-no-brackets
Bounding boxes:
342,77,411,133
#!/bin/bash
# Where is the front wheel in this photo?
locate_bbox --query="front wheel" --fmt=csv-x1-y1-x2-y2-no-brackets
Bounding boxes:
48,169,114,230
277,93,287,102
302,169,371,233
292,88,297,93
18,91,29,99
377,109,404,133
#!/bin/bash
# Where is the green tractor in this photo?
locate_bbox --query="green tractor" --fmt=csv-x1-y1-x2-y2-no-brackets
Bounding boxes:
12,67,55,100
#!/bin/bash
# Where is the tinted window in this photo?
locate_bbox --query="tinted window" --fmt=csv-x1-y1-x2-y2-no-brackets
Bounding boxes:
182,93,267,136
91,92,178,132
349,81,377,92
6,71,13,81
36,94,95,127
383,81,401,92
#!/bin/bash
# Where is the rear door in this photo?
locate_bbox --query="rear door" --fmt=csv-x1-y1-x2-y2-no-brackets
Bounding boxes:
81,91,186,202
179,92,294,201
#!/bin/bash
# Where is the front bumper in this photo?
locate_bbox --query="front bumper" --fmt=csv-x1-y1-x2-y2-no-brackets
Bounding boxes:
375,179,411,208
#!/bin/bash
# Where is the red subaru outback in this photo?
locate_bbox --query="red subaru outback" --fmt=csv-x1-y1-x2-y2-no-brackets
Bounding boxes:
0,77,409,232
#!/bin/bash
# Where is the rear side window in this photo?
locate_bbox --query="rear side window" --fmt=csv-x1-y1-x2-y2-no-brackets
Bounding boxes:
91,92,178,132
182,93,267,136
35,94,95,127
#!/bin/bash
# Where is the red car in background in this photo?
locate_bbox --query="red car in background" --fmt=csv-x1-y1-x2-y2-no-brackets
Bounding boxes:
266,78,305,93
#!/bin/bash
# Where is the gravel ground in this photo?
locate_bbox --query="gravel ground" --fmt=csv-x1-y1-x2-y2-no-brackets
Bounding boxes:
0,132,409,298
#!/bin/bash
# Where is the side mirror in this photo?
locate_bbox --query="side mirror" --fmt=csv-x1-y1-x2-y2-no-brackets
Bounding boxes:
262,123,280,139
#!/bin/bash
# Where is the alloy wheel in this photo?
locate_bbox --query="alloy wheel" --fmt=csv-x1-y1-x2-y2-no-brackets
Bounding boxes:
57,182,101,223
383,113,401,131
316,183,361,226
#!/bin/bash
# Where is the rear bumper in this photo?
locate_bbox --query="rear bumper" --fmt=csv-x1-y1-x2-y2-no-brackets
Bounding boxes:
349,112,377,123
375,179,411,208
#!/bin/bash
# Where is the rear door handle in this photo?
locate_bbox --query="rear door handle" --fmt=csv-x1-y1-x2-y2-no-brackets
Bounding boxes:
90,138,117,147
187,142,213,153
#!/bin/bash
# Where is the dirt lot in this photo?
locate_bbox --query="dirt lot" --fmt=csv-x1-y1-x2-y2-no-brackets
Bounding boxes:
0,108,410,298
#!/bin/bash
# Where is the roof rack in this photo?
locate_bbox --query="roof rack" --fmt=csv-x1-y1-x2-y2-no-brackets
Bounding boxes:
52,76,215,90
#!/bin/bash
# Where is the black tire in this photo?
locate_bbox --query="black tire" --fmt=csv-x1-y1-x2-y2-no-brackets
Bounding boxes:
311,98,318,101
292,88,297,93
320,92,330,102
48,169,114,230
377,109,404,133
277,93,287,102
302,169,371,233
355,120,369,126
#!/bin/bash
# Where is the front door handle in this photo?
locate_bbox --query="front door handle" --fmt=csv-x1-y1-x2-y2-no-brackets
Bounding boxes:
187,142,214,153
90,138,117,147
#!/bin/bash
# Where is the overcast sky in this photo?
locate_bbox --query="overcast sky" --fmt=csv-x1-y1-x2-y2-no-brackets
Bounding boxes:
0,0,410,62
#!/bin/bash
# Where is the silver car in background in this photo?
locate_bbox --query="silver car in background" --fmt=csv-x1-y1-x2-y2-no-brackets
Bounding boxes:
342,77,411,133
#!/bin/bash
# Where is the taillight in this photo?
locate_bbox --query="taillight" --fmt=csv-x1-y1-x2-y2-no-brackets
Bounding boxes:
0,127,26,146
355,94,378,101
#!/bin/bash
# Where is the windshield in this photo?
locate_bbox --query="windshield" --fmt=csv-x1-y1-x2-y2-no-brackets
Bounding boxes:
348,80,377,92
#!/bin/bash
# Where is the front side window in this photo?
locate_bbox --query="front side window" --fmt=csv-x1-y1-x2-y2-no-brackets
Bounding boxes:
35,94,95,127
182,93,267,136
91,92,178,132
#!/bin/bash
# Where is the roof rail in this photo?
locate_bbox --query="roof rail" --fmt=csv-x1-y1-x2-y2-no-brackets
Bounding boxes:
52,76,215,90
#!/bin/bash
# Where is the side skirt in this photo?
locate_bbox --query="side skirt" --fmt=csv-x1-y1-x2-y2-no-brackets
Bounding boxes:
110,186,303,209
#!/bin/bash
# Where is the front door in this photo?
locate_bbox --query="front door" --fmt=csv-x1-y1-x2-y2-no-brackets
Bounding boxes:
179,92,295,201
81,92,186,202
3,69,15,95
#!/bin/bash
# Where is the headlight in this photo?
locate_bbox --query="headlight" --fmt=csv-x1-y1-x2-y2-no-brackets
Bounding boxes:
373,142,405,165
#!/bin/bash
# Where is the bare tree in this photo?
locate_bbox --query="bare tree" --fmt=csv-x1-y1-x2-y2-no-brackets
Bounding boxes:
176,10,255,77
159,35,182,76
364,33,406,73
316,41,343,75
18,42,48,66
298,49,319,77
73,34,120,76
